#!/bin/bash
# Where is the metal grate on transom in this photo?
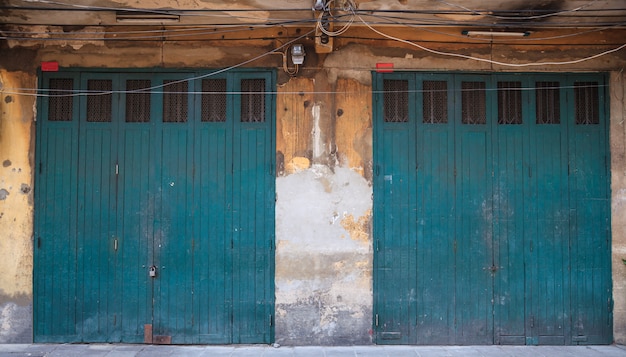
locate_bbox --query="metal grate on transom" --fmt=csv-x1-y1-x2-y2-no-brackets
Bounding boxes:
48,78,74,122
383,79,409,123
535,82,560,124
497,81,522,125
461,81,486,125
423,81,447,124
241,79,266,123
125,80,151,123
163,80,188,123
201,79,227,122
86,79,112,123
574,82,600,125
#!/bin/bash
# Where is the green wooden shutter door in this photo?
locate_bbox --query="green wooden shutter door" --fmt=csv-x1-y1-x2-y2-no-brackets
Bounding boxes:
568,76,612,344
373,74,417,344
34,73,80,342
373,72,611,345
193,76,233,344
232,73,275,343
415,75,456,344
35,70,276,344
454,75,494,344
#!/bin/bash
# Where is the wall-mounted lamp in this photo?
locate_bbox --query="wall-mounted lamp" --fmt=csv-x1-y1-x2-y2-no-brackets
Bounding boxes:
116,11,180,23
462,30,531,37
291,44,306,65
313,0,326,11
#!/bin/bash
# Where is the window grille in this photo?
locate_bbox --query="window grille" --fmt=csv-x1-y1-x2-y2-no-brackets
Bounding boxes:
125,80,151,123
86,79,112,123
241,79,265,123
574,82,599,125
48,78,74,121
423,81,447,124
461,81,486,124
497,81,522,124
163,80,188,123
383,79,409,123
201,79,227,122
536,82,560,124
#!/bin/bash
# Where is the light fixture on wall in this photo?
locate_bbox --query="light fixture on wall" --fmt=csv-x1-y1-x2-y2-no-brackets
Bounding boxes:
313,0,326,11
291,44,306,65
116,11,180,23
462,30,531,37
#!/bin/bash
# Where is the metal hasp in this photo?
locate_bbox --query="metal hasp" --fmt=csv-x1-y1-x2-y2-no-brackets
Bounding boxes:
486,265,499,274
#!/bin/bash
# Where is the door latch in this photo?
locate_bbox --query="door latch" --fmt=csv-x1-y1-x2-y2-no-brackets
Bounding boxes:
484,265,499,274
149,266,157,278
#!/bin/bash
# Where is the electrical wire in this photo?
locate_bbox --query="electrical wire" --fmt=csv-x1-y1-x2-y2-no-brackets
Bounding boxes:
351,11,626,29
355,12,626,68
2,83,611,98
315,0,355,37
4,0,625,28
434,0,603,21
363,12,626,43
0,29,316,98
0,20,320,41
0,1,624,96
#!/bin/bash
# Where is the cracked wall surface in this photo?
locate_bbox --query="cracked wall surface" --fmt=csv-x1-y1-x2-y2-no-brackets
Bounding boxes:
0,29,625,344
0,70,35,343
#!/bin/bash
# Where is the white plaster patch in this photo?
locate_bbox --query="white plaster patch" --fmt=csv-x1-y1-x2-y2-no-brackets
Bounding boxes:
311,104,323,160
275,166,373,342
0,302,30,343
612,246,626,255
276,166,371,254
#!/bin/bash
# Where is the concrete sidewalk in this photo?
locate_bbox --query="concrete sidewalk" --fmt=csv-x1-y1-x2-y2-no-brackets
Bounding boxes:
0,344,625,357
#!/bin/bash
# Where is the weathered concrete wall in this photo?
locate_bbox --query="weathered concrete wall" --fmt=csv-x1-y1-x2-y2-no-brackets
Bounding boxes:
611,71,626,345
0,70,35,343
0,34,625,344
275,74,373,345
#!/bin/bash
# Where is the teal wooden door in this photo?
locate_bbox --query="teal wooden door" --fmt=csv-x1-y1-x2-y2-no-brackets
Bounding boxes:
231,74,275,343
373,75,419,342
373,73,611,345
34,70,275,344
34,73,81,341
454,75,494,344
567,76,612,344
492,75,534,345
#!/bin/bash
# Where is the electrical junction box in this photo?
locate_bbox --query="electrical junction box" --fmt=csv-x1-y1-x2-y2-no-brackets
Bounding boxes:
315,15,334,53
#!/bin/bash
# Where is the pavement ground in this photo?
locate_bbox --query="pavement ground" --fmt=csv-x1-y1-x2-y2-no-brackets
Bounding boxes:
0,344,625,357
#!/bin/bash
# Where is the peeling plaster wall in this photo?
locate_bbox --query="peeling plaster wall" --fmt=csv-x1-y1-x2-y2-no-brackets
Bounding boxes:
611,71,626,345
275,75,373,345
0,32,626,344
0,71,35,343
275,167,372,345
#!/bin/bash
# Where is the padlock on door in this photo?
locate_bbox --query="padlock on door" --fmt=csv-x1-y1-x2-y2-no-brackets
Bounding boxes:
149,266,157,278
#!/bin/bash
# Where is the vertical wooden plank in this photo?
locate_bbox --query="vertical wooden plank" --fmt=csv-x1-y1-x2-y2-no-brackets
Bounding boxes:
156,127,194,343
415,74,455,344
231,72,275,344
193,109,231,343
567,75,612,344
76,74,119,342
492,76,528,345
117,75,155,343
39,127,79,340
152,75,195,344
454,76,494,344
192,75,232,343
526,76,570,345
34,73,80,342
373,74,417,344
